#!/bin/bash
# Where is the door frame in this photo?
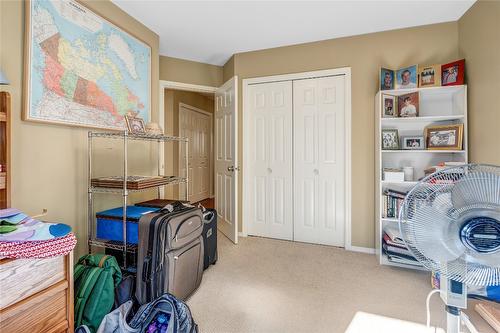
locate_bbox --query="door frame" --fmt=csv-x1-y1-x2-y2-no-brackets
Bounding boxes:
242,68,353,250
178,102,214,200
158,80,218,198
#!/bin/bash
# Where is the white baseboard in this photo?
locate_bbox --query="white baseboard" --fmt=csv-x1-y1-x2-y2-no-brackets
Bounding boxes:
346,245,376,254
238,232,247,237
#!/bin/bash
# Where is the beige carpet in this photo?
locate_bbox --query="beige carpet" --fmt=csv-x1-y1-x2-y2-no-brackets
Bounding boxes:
187,233,449,333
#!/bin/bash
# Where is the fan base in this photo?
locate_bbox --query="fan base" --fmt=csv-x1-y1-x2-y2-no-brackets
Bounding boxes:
446,307,461,333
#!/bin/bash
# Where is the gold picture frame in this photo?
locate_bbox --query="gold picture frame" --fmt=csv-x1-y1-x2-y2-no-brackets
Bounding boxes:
125,116,146,134
425,124,464,150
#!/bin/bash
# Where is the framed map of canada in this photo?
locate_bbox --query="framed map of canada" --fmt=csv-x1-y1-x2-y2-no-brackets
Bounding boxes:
24,0,151,130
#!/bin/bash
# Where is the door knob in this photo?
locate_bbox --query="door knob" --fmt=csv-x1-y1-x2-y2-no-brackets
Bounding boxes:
227,166,235,172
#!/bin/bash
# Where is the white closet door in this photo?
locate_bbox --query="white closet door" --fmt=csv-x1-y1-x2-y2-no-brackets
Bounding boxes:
246,81,293,240
293,76,345,246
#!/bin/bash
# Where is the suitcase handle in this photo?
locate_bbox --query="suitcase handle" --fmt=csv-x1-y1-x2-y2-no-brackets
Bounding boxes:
203,211,215,221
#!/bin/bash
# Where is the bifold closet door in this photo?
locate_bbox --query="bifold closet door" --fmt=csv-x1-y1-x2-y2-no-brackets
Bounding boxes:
293,76,346,247
246,81,293,240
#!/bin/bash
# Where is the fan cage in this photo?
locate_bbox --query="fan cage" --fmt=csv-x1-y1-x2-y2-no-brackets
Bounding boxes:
399,164,500,286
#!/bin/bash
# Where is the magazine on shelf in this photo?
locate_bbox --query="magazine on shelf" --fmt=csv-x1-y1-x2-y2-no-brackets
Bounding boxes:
383,225,405,244
382,233,406,248
386,254,423,267
383,243,413,257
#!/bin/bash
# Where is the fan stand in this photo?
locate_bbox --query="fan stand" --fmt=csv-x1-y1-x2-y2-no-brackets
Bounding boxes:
440,278,468,333
445,305,461,333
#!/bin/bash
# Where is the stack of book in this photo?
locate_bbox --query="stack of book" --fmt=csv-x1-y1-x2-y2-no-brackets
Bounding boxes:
382,188,408,218
382,225,422,267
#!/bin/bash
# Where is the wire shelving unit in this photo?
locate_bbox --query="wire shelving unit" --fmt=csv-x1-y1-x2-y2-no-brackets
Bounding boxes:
87,131,189,269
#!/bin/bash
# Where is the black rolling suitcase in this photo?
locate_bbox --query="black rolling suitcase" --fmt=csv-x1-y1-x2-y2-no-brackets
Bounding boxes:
202,209,218,269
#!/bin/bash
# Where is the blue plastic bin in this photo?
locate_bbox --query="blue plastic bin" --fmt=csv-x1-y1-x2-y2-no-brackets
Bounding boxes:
96,206,160,244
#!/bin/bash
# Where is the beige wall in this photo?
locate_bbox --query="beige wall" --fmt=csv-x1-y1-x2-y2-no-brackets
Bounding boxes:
163,90,214,198
160,56,223,87
230,22,459,248
458,0,500,165
0,0,159,257
222,55,235,82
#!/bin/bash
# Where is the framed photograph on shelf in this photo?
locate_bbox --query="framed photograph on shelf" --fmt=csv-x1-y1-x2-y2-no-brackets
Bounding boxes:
425,124,464,150
381,129,400,150
380,68,395,90
382,94,397,118
419,65,441,87
125,116,146,134
402,136,425,150
441,59,465,86
397,92,419,117
395,65,418,89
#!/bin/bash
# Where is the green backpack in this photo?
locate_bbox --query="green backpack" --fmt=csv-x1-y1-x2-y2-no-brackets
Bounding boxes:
74,254,122,332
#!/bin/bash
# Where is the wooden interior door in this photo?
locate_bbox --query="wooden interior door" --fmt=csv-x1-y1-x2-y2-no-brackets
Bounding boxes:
179,104,212,203
245,81,293,240
215,76,238,244
293,76,346,247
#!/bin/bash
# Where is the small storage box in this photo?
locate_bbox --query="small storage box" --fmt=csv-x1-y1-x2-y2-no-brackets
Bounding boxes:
96,206,160,244
383,171,405,182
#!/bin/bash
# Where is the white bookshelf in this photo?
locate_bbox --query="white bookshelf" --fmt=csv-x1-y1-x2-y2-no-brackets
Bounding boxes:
374,85,468,271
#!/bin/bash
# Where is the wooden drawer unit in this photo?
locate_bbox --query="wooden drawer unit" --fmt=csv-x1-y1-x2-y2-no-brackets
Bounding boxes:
0,253,74,333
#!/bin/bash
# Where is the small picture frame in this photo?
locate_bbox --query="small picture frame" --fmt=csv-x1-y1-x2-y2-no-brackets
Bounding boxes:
380,68,395,90
382,94,397,118
402,136,425,150
395,65,418,89
425,124,464,150
397,92,419,117
419,64,441,87
125,116,146,134
441,59,465,86
381,129,400,150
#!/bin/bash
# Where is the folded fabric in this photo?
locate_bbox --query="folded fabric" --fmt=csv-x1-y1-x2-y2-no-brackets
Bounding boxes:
0,208,71,242
0,232,77,259
0,208,29,224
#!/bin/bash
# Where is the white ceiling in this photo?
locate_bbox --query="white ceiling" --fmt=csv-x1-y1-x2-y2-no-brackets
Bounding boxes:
112,0,475,66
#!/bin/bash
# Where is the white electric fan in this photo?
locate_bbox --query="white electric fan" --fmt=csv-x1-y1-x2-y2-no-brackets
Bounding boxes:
399,164,500,333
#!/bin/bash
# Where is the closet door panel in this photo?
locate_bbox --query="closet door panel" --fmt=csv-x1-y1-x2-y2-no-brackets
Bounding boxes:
293,79,318,240
318,76,345,241
246,81,293,240
293,76,345,246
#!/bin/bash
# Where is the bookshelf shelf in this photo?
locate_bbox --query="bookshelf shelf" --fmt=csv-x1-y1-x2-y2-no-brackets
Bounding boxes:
375,85,468,271
379,84,465,95
382,150,465,153
381,180,418,185
381,115,464,123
